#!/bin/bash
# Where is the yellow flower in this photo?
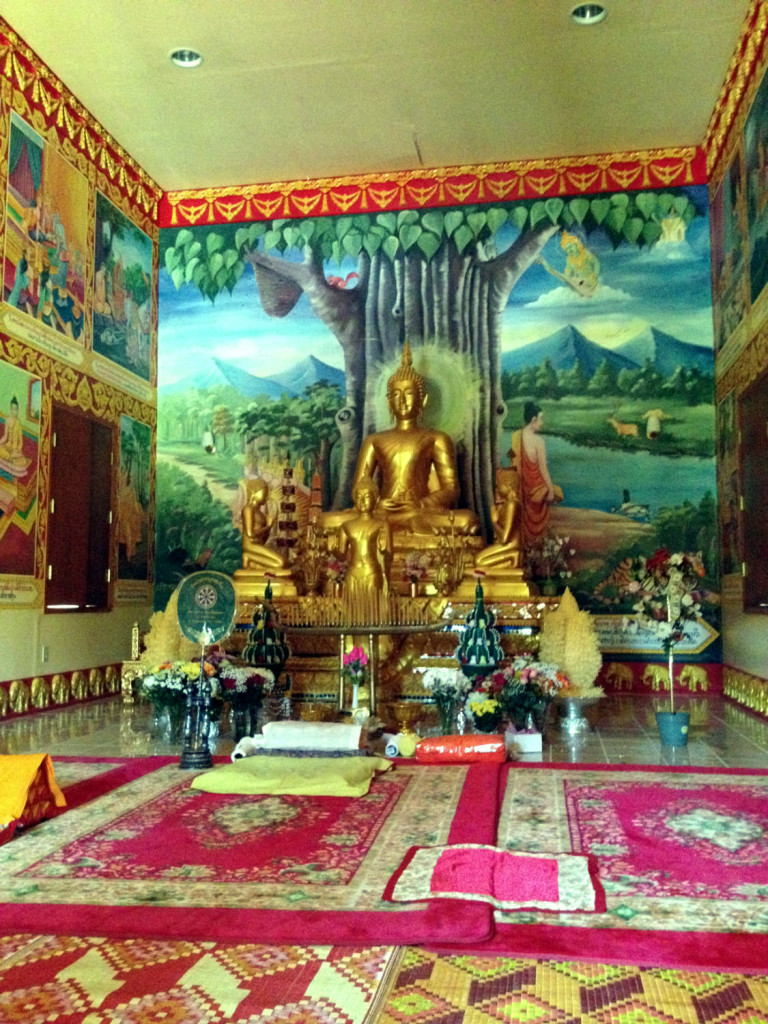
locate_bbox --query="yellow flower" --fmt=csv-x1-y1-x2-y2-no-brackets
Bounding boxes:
469,697,499,716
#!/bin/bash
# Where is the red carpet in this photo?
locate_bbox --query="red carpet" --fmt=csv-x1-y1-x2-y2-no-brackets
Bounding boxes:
484,762,768,972
1,758,765,971
0,757,498,947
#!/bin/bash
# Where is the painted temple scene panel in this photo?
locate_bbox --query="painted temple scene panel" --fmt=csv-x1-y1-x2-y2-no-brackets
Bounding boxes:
92,191,153,382
0,360,41,577
3,112,89,343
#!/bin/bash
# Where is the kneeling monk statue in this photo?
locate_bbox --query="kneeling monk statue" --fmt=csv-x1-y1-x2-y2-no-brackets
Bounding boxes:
234,476,297,598
328,341,480,542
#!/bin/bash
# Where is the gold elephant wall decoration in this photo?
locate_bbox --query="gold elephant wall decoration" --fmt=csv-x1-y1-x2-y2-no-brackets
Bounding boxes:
0,686,9,716
70,671,88,700
9,679,30,713
640,665,670,692
678,664,710,693
603,662,635,690
88,668,104,697
51,674,71,704
105,665,120,693
30,676,51,708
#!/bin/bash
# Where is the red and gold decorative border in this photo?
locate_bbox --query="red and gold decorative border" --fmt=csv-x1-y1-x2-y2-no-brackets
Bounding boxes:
160,148,707,229
705,0,768,179
0,20,162,222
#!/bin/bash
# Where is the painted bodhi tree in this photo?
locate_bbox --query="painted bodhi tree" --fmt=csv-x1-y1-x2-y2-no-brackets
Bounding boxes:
163,190,700,535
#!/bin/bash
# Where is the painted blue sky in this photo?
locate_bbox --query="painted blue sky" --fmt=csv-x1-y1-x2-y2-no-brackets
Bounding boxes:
501,185,713,352
158,185,713,386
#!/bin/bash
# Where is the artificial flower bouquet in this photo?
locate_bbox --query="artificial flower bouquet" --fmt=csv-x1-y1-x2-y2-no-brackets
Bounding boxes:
420,666,471,734
464,674,505,733
342,645,368,683
139,659,216,711
621,548,705,653
402,549,431,585
341,645,368,709
493,656,570,730
530,530,576,584
207,649,275,710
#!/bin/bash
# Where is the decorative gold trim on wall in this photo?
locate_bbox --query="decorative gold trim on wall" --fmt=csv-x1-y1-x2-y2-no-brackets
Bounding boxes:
723,663,768,717
161,148,706,228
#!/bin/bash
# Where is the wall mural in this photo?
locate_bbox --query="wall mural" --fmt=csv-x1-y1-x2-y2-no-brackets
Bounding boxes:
93,192,153,382
744,60,768,308
3,111,88,344
710,147,746,350
117,414,151,581
0,357,40,577
157,185,720,658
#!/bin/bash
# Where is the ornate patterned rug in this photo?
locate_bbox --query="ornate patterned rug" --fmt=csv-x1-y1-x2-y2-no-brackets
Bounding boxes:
0,932,399,1024
373,947,768,1024
487,763,768,972
0,758,497,947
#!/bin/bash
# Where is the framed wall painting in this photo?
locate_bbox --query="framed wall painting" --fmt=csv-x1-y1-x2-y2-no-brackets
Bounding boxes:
0,358,41,578
117,414,151,581
92,191,153,383
744,62,768,307
2,111,88,344
710,147,747,350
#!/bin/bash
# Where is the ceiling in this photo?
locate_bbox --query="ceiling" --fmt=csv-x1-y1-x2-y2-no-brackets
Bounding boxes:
0,1,751,194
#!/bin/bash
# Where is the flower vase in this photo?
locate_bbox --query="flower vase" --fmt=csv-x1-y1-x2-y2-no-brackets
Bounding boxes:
150,707,168,739
233,705,249,742
472,711,502,734
168,703,186,744
435,697,457,736
656,646,689,745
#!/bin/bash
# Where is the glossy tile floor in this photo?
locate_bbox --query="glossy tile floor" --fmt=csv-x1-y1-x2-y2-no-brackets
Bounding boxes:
1,692,766,768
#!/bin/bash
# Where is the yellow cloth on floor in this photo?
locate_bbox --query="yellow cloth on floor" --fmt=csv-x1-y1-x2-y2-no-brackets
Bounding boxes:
190,755,392,797
0,753,66,826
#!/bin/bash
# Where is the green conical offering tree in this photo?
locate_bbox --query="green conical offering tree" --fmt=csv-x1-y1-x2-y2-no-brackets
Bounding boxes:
538,587,603,696
242,581,291,676
456,580,504,681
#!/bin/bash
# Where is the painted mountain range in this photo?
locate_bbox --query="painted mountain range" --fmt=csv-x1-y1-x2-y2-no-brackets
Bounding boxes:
501,324,713,377
160,354,346,398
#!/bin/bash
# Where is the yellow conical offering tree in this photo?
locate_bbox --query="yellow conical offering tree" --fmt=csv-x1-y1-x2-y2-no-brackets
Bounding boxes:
538,588,603,697
140,586,200,667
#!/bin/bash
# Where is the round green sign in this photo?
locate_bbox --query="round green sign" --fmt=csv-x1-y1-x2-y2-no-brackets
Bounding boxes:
177,571,237,645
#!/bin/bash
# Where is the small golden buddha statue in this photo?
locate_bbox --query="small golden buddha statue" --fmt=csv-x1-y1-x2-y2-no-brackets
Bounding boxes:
336,475,392,624
475,461,522,571
455,460,530,601
234,476,297,599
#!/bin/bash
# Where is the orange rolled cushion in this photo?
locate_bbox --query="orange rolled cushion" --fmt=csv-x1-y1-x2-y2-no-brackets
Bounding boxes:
415,734,506,764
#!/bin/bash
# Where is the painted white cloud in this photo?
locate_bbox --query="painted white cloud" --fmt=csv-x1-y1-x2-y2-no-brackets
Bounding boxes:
524,284,632,309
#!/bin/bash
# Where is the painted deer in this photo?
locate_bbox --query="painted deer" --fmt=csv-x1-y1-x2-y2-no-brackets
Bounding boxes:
607,405,639,437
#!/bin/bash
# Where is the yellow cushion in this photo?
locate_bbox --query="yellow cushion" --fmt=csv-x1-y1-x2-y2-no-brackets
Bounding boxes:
190,755,392,797
0,754,66,825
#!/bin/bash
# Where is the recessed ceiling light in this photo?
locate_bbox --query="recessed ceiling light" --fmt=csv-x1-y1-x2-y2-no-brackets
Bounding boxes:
170,48,203,69
571,3,607,25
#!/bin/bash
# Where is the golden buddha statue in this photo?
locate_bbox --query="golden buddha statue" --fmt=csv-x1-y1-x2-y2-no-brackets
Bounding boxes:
322,343,480,551
234,476,297,599
336,475,393,624
475,462,522,571
455,459,530,601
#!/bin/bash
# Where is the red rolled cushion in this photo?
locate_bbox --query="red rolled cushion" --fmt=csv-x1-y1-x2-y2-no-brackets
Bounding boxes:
415,734,506,763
